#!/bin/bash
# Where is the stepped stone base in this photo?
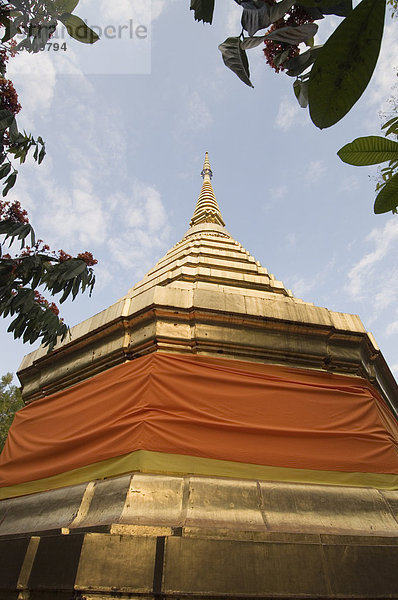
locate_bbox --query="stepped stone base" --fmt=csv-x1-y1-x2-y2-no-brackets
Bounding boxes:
2,529,398,599
1,473,398,598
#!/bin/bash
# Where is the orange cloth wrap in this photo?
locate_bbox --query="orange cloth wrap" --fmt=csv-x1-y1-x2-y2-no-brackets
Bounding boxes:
1,353,397,490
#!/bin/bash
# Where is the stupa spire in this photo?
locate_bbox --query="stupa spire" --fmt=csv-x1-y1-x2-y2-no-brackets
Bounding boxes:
190,152,225,227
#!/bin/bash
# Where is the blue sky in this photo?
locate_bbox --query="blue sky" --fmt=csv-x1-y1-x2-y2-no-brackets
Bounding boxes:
2,1,398,380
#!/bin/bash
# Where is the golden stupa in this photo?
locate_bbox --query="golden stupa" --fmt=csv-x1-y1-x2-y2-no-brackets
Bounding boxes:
0,154,397,599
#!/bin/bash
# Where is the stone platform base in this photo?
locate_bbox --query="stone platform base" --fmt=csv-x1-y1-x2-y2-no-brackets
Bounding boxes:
1,473,398,598
1,528,398,599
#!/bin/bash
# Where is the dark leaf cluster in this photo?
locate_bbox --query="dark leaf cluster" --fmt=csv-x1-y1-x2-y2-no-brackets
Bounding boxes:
0,215,96,351
338,117,398,214
191,0,387,131
2,0,99,53
0,0,99,351
0,107,46,196
0,0,99,198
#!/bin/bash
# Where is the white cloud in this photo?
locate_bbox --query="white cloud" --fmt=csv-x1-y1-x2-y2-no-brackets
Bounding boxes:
274,95,301,131
285,232,297,247
98,0,151,24
37,170,108,247
103,180,171,278
374,280,398,311
385,320,398,337
7,53,56,125
367,22,398,111
290,276,316,299
151,0,168,20
390,362,398,377
346,219,398,298
144,189,167,232
271,185,288,200
96,0,167,22
16,153,171,284
261,185,288,213
339,176,360,193
315,15,341,45
175,90,213,137
188,91,213,129
225,4,242,33
306,160,326,183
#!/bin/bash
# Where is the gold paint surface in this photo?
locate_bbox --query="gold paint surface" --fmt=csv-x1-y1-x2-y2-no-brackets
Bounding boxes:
2,472,397,538
18,173,395,409
75,533,156,592
260,481,398,536
186,476,264,530
120,473,186,526
16,536,40,589
163,536,328,596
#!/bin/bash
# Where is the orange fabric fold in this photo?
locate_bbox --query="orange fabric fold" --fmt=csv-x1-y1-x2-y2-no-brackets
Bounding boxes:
1,353,397,489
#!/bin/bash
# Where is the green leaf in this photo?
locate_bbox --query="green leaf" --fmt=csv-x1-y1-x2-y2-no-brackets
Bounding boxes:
59,279,73,303
0,163,11,179
269,0,296,23
8,117,19,143
274,48,291,68
53,0,79,14
190,0,215,24
241,3,270,36
0,109,15,131
2,172,17,196
285,45,322,77
293,77,309,108
382,116,398,138
374,173,398,214
297,0,352,16
264,23,318,45
2,18,20,43
337,136,398,166
240,36,265,50
318,1,352,17
38,146,46,164
218,37,254,88
308,0,385,129
59,13,99,43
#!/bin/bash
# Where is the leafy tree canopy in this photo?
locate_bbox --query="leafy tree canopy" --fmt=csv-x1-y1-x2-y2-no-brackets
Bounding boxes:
0,0,99,350
191,0,387,129
0,372,23,452
191,0,398,212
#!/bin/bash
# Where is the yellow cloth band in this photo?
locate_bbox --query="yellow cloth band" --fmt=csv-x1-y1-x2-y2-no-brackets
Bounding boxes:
1,449,398,499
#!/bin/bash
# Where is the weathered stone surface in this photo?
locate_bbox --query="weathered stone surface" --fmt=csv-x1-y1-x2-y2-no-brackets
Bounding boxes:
162,537,329,596
260,481,398,536
120,473,186,527
186,477,264,530
324,543,398,597
1,474,398,538
0,537,31,590
0,483,87,536
70,475,131,530
28,534,84,591
75,533,156,593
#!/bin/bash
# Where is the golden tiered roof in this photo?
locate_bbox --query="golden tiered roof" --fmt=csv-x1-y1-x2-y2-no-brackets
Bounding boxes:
18,154,398,416
124,153,293,299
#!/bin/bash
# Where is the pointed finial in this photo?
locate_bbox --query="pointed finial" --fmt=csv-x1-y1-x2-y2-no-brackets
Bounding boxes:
190,152,225,228
201,151,213,180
